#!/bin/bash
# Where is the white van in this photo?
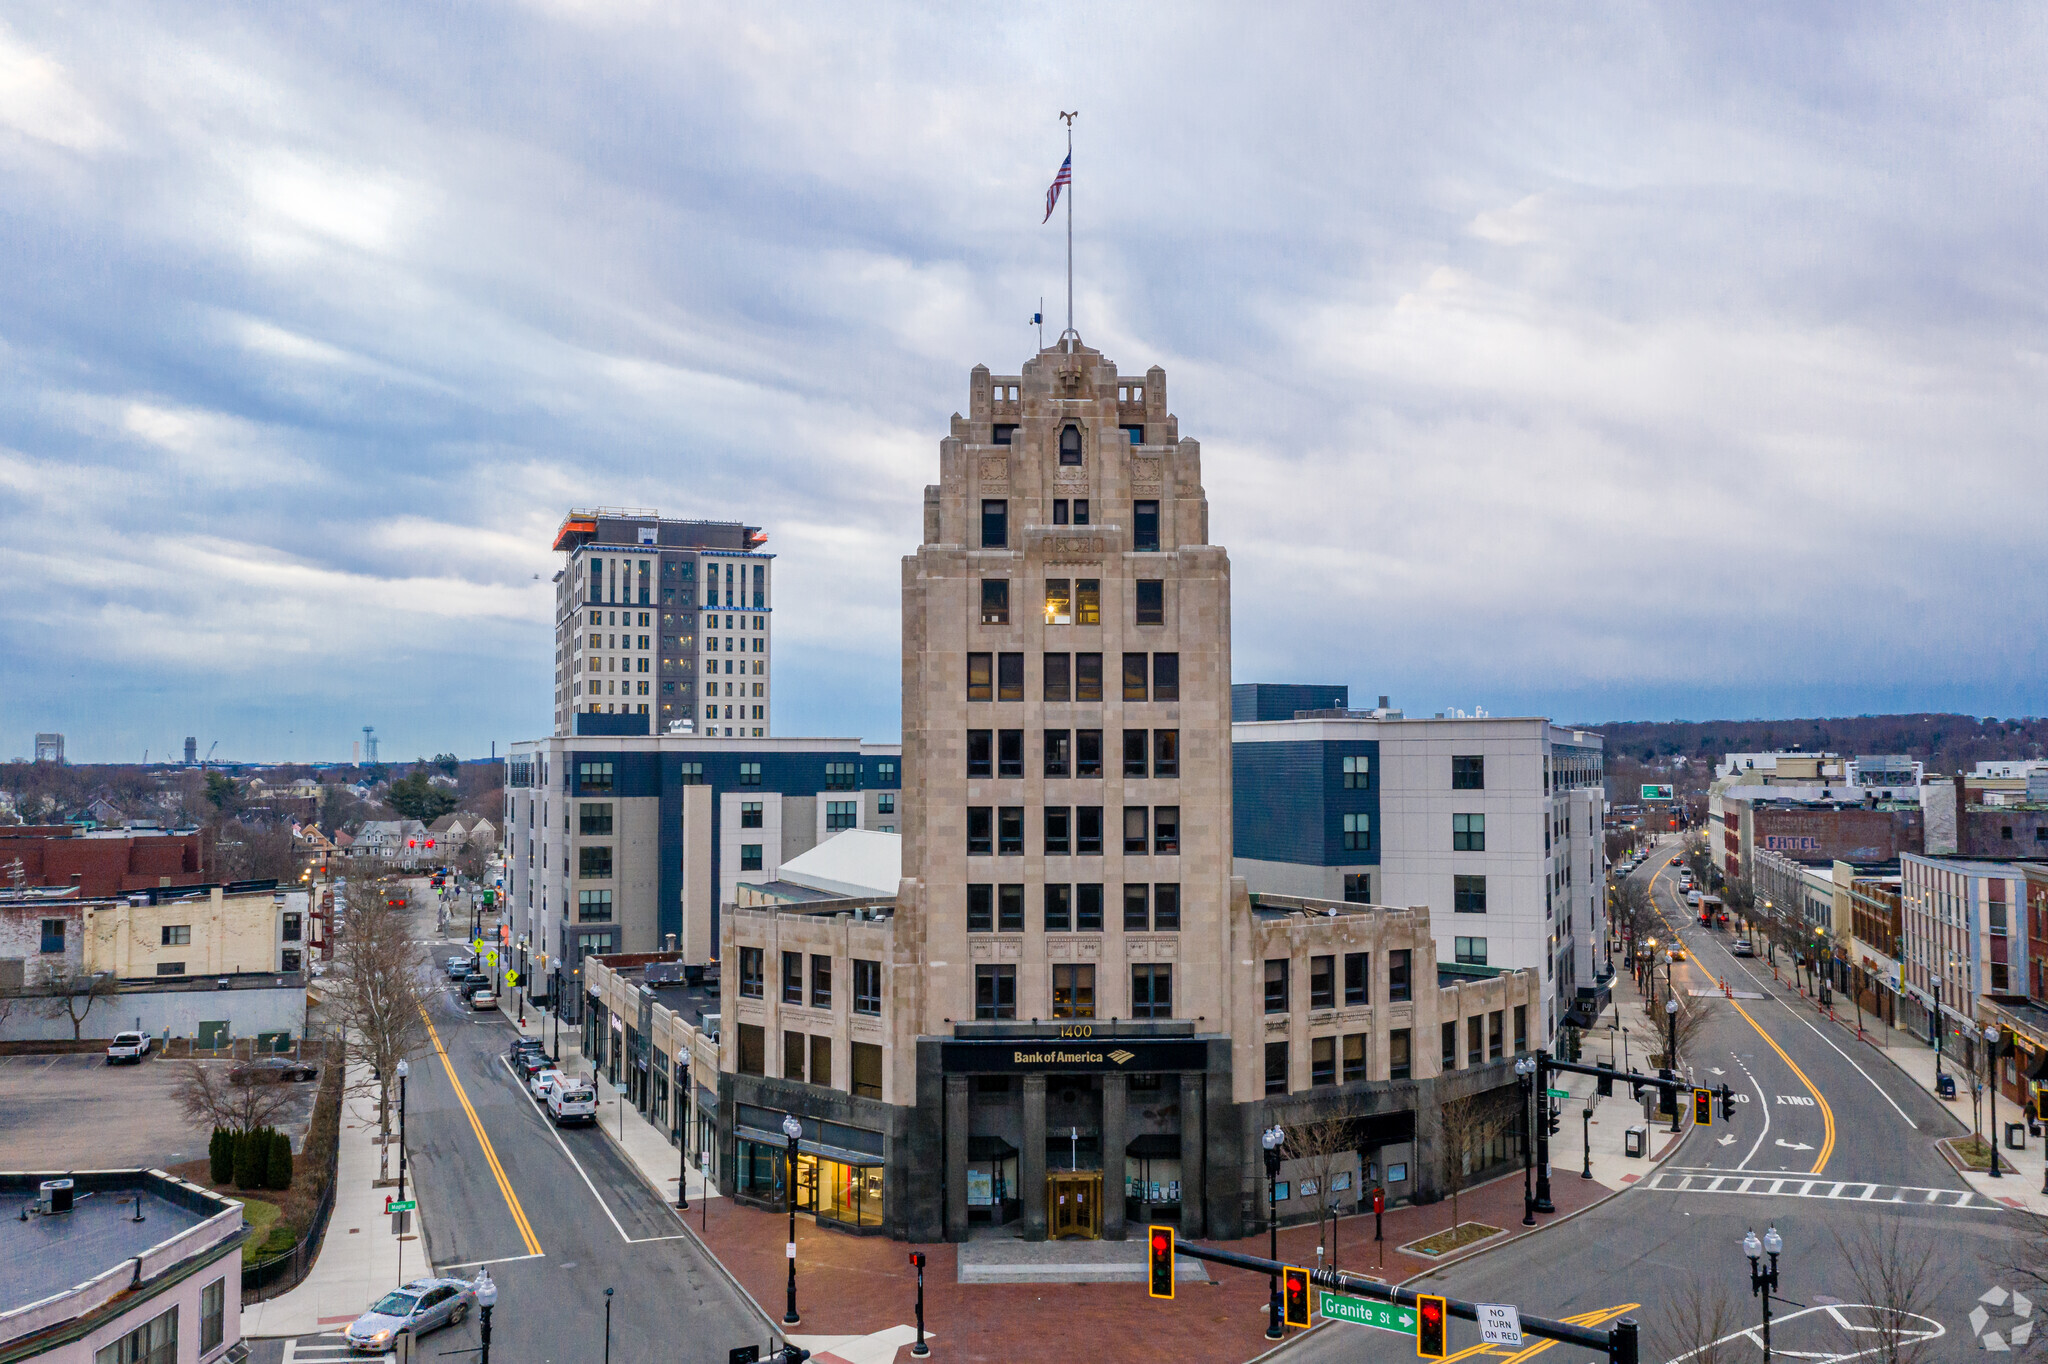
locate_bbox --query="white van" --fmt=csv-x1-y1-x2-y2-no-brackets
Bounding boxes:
548,1081,597,1127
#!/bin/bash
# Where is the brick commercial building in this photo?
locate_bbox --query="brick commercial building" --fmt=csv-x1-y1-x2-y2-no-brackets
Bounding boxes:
1717,797,1923,882
0,826,209,898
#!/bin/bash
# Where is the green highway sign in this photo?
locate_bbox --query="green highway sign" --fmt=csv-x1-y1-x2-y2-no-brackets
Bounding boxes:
1317,1290,1415,1336
387,1199,416,1212
1546,1088,1571,1099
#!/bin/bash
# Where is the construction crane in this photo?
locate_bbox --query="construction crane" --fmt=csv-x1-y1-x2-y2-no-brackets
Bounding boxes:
204,741,219,767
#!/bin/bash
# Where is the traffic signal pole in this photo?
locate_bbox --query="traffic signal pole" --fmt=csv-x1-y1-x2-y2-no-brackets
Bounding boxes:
1167,1240,1638,1363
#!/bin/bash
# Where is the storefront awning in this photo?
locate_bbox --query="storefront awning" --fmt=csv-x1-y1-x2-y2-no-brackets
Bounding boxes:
735,1125,885,1168
2029,1050,2048,1083
1125,1134,1181,1160
967,1136,1017,1161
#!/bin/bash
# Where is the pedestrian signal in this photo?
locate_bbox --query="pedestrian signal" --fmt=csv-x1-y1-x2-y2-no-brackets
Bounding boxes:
1693,1087,1713,1126
1283,1266,1310,1329
1147,1226,1174,1299
1416,1294,1448,1358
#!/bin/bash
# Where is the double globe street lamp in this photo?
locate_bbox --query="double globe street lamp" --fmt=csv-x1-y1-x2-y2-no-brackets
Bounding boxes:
783,1113,804,1326
1514,1056,1538,1226
1743,1226,1784,1360
1260,1124,1286,1340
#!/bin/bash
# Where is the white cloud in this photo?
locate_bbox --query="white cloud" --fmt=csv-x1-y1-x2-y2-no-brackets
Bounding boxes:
0,22,111,152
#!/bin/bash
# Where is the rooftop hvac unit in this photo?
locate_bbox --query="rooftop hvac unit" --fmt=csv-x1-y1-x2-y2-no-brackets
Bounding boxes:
39,1179,74,1214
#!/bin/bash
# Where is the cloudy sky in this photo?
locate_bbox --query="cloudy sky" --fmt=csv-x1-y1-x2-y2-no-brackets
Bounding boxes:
4,4,2046,763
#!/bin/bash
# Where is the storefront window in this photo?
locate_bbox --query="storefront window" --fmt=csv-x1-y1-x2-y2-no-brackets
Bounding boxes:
736,1139,786,1202
817,1157,885,1229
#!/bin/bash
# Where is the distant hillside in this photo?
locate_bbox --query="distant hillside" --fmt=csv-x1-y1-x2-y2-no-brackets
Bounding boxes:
1592,713,2047,778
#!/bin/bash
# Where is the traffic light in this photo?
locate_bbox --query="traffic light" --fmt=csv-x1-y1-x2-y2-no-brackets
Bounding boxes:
1546,1097,1562,1136
1416,1294,1448,1358
1283,1266,1311,1329
1147,1226,1174,1299
1693,1087,1713,1126
1719,1084,1735,1120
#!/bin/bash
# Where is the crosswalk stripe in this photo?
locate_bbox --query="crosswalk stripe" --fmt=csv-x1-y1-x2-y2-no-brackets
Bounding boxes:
1644,1169,2002,1210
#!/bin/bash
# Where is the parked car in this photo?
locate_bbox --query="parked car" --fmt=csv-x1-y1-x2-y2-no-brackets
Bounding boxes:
530,1068,566,1101
1731,938,1755,957
548,1081,597,1126
509,1036,547,1060
445,957,476,979
1686,890,1702,907
105,1032,153,1064
470,990,497,1011
229,1058,319,1084
457,973,490,998
344,1278,476,1353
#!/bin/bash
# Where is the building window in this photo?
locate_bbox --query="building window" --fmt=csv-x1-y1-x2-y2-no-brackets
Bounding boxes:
1453,813,1487,851
739,762,761,786
156,962,185,977
1052,964,1095,1019
783,952,804,1004
95,1305,177,1364
998,883,1025,932
878,793,895,814
1076,579,1100,623
39,919,64,954
1044,654,1071,703
1265,1041,1288,1095
1076,729,1104,778
578,846,613,878
578,889,613,921
824,761,857,790
878,760,896,782
851,1041,883,1099
981,499,1009,548
1044,806,1071,855
1133,499,1160,551
853,959,881,1015
1467,1016,1483,1066
1044,883,1072,931
200,1277,226,1354
1343,755,1370,789
282,912,301,942
1151,806,1179,855
1076,806,1104,855
1309,955,1336,1010
998,729,1023,777
967,730,992,778
740,843,763,871
1077,883,1104,931
741,801,764,828
1341,812,1372,851
578,761,615,791
1076,652,1104,701
1312,1036,1336,1086
975,965,1016,1019
1452,755,1485,790
1131,963,1173,1018
1135,580,1164,625
1153,730,1179,778
1343,874,1371,904
981,579,1010,624
1264,959,1289,1013
784,1030,807,1082
161,925,191,946
967,884,993,932
811,954,832,1008
1124,729,1149,778
1514,1005,1528,1052
1442,1022,1458,1069
1455,936,1488,966
580,803,614,835
1123,884,1150,931
967,653,992,702
993,423,1016,445
1123,807,1149,855
1152,653,1178,701
998,652,1023,701
1344,951,1368,1005
826,801,857,831
1342,1033,1367,1082
967,807,993,856
1454,875,1488,913
1059,424,1083,465
1044,730,1071,778
1123,423,1145,445
1153,883,1180,931
1045,579,1072,625
1123,653,1149,702
810,1034,832,1089
1388,949,1411,1001
282,949,302,973
736,1023,765,1076
998,807,1024,855
678,762,705,785
1389,1028,1412,1080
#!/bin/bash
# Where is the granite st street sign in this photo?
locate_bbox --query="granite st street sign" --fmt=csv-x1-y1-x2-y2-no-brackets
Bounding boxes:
1317,1290,1416,1337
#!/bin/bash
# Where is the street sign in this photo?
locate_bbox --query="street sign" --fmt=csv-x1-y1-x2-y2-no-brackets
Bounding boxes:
1316,1290,1415,1337
1642,784,1675,801
505,970,520,988
1478,1303,1524,1345
487,950,499,966
387,1199,416,1212
1545,1088,1571,1099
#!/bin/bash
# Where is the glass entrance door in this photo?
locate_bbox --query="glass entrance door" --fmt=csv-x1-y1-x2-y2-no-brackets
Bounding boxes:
794,1151,820,1214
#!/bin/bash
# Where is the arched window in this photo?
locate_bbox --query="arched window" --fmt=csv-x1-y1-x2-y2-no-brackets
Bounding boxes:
1059,425,1083,466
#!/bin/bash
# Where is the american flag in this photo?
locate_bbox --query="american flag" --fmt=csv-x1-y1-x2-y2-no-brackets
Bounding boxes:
1043,153,1071,223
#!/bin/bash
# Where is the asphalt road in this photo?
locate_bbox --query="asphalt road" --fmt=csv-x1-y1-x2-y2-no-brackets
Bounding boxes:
1277,838,2037,1363
251,913,769,1364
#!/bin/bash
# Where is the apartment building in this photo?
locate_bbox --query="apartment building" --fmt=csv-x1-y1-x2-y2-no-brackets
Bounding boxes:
504,734,900,1017
1898,853,2038,1056
714,340,1537,1244
551,508,775,738
1231,703,1607,1041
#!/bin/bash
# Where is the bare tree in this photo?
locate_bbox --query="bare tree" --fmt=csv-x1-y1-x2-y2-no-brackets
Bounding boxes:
32,963,117,1039
1284,1111,1357,1265
1651,1270,1742,1364
171,1058,297,1134
1437,1093,1503,1233
324,875,430,1181
1828,1215,1943,1364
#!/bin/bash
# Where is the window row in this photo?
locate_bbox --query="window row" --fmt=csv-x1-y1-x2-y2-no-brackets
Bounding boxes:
968,805,1180,856
1266,1033,1408,1092
737,949,884,1016
1440,1006,1527,1068
733,1025,885,1099
968,882,1182,933
980,578,1169,628
968,728,1178,779
968,651,1180,703
980,499,1162,552
971,962,1174,1020
1263,949,1411,1012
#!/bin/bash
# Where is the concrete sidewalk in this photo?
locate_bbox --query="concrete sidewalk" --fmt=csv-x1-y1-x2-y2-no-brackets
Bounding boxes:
242,1068,432,1338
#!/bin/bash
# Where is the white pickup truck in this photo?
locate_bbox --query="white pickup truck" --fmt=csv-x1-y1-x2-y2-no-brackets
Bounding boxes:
106,1032,153,1064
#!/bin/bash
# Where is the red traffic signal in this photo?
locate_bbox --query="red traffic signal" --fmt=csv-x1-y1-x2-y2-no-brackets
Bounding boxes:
1147,1226,1175,1299
1373,1186,1385,1215
1693,1087,1713,1126
1282,1266,1311,1329
1416,1294,1448,1358
907,1251,926,1270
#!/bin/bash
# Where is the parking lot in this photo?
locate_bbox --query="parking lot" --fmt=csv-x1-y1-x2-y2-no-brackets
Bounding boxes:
0,1053,319,1172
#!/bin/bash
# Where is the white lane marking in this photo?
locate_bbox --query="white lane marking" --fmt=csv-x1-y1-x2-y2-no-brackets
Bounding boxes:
434,1252,546,1270
1738,1051,1772,1171
500,1056,684,1246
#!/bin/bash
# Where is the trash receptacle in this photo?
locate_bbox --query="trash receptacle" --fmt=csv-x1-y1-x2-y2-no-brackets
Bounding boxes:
1626,1126,1647,1158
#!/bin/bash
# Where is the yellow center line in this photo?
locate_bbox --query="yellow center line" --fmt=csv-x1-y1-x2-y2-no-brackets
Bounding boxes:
1727,998,1834,1174
419,1004,543,1256
1443,1303,1642,1362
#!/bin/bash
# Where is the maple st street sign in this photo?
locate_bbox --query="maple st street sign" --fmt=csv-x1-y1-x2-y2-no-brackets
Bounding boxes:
1317,1290,1416,1337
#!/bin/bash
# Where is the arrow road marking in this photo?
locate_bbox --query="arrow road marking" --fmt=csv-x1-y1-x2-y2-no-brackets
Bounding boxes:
1775,1139,1815,1151
1718,1135,1736,1146
1709,1067,1726,1076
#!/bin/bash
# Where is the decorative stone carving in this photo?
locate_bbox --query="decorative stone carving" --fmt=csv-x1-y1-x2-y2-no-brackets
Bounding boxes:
979,456,1009,482
1130,457,1162,491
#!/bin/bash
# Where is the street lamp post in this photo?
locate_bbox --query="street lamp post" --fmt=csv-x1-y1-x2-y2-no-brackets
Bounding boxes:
1581,1105,1594,1180
1665,997,1681,1133
1514,1057,1537,1225
782,1113,803,1326
603,1287,613,1364
1743,1225,1783,1361
395,1059,410,1205
473,1269,496,1364
1985,1026,2003,1178
1261,1124,1286,1339
676,1061,690,1210
1534,1048,1555,1213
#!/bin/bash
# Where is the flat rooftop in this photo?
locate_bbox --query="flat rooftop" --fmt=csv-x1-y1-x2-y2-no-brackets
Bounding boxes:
0,1175,220,1313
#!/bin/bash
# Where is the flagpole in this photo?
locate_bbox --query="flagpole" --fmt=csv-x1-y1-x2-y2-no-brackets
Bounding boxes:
1065,117,1073,341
